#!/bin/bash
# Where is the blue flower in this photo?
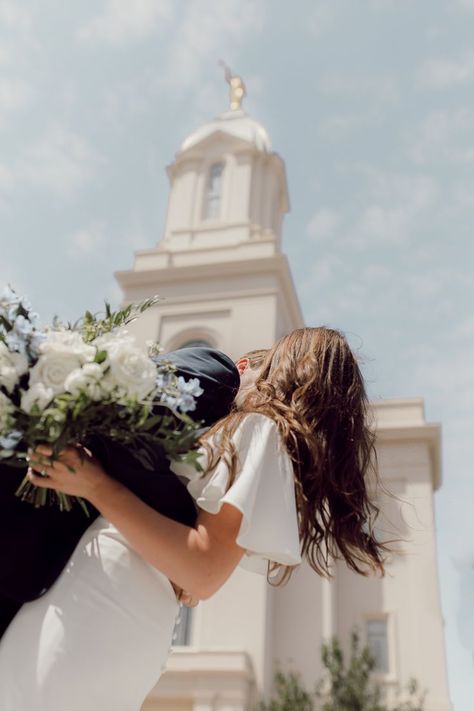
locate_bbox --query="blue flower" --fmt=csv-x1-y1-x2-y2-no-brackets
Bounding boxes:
4,315,35,355
176,376,204,398
176,393,197,413
0,285,20,307
156,372,173,389
0,286,21,321
160,393,178,410
0,430,22,451
14,315,34,338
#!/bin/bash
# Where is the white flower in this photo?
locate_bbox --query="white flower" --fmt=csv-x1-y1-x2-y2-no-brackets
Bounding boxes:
20,382,54,413
29,330,96,396
64,363,106,402
97,333,157,401
0,342,28,393
40,330,96,362
0,391,14,432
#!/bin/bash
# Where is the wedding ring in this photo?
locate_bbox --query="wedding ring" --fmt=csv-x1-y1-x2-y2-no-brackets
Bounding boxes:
40,469,48,477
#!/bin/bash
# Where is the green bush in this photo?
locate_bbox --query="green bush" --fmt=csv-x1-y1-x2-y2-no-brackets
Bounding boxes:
256,670,313,711
257,629,426,711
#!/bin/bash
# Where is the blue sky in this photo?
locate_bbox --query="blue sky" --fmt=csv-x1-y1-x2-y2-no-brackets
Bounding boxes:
1,0,473,706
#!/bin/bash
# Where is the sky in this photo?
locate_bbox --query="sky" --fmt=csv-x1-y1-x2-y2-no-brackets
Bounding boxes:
0,0,473,707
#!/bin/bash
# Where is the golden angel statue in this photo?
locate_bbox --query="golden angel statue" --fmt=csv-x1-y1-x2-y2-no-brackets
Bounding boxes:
219,60,247,111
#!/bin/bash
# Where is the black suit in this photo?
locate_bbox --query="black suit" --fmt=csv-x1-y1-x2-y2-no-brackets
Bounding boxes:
0,347,239,637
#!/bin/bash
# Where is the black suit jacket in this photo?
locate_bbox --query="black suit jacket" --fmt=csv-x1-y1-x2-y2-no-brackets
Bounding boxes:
0,347,239,635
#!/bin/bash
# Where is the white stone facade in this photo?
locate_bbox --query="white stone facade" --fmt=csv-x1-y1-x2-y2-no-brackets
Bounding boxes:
115,108,452,711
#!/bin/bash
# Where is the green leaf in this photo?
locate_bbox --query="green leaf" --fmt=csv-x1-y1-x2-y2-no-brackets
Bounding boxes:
94,349,108,364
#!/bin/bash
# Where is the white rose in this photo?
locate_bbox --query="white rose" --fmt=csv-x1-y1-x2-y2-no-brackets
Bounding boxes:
40,330,96,362
93,329,131,351
0,342,28,393
64,363,106,402
99,336,156,401
29,331,96,395
20,382,54,414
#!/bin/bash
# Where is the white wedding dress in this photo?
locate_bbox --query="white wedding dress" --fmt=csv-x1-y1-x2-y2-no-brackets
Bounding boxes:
0,413,301,710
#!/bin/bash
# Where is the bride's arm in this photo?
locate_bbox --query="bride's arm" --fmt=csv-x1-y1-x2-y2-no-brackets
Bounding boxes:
29,445,245,601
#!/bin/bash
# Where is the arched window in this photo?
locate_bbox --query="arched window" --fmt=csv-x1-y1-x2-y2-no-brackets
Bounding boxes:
165,328,219,353
204,162,224,220
178,338,213,349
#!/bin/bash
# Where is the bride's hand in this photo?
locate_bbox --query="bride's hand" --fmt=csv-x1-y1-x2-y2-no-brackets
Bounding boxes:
27,444,114,501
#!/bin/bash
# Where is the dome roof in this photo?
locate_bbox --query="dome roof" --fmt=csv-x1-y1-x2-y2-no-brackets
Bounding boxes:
180,109,272,154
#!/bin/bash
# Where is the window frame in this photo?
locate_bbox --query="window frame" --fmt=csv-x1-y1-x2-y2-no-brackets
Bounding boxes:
363,612,398,684
171,605,193,647
203,161,225,221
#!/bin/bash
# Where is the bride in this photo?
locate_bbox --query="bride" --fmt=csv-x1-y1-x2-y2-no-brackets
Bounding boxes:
0,326,386,711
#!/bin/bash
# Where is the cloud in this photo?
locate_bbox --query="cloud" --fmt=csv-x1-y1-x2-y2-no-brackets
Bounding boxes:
320,73,399,107
159,0,264,92
0,255,28,295
317,74,399,139
0,1,32,32
369,0,418,9
69,221,107,257
0,162,13,191
303,169,440,275
409,108,474,165
23,125,103,197
340,169,438,249
101,75,152,126
10,125,104,199
78,0,173,46
418,50,474,88
356,204,412,246
307,208,341,242
0,45,13,66
0,77,32,126
307,3,336,38
318,112,369,140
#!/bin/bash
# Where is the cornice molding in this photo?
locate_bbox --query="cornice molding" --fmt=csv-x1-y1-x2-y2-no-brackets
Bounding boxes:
371,399,442,490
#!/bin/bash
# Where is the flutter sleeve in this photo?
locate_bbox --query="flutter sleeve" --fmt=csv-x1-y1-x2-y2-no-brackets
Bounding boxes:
171,413,302,575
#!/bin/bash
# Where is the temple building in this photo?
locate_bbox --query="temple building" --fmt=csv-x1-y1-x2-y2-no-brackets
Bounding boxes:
115,73,452,711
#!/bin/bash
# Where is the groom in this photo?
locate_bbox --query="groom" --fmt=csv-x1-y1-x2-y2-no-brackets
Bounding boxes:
0,346,240,638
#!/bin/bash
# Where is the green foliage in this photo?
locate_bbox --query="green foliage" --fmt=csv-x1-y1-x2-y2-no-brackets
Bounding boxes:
256,630,426,711
392,679,426,711
256,671,313,711
317,631,425,711
316,630,385,711
62,295,162,343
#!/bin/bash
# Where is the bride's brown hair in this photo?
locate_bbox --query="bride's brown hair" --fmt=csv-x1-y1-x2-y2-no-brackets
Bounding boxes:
201,327,386,582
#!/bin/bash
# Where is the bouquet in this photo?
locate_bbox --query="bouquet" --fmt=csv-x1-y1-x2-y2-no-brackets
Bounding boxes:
0,285,204,513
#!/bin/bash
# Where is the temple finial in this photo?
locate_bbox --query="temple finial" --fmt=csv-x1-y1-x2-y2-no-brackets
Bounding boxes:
218,60,247,111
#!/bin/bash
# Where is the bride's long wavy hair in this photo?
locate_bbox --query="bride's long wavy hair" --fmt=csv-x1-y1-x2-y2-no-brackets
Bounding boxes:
200,327,387,583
